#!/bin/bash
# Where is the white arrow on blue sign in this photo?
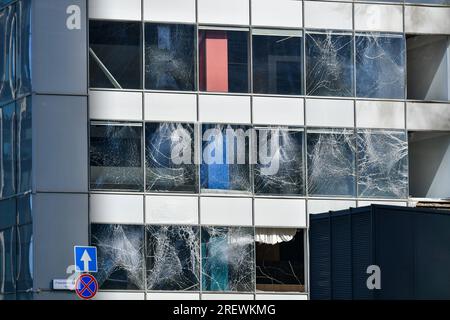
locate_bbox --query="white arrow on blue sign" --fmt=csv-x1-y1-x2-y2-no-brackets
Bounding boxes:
74,246,98,273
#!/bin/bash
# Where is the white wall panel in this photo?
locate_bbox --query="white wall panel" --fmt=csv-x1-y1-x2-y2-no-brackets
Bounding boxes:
304,1,352,30
306,99,354,128
144,0,196,23
198,0,250,25
355,4,403,33
90,194,144,224
254,198,306,228
95,292,145,300
200,197,252,226
407,103,450,130
358,201,407,207
251,0,302,28
146,195,198,224
356,101,405,129
256,294,308,300
202,294,254,300
147,293,200,300
89,0,141,21
199,95,251,124
253,97,304,126
89,90,142,121
405,6,450,34
308,199,356,215
145,93,197,122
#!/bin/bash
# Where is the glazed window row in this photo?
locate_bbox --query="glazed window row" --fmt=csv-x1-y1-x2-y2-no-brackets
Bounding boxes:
90,122,409,199
89,21,409,99
91,224,305,293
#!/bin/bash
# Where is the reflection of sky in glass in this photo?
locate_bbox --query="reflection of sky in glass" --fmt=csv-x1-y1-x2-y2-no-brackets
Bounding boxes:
356,33,405,99
306,32,353,97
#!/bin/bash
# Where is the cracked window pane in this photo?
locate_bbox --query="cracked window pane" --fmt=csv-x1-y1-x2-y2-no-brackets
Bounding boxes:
145,123,197,193
16,97,31,194
255,127,304,195
356,33,405,99
0,5,15,105
145,23,196,91
91,224,145,290
17,0,31,96
201,226,254,292
89,21,142,89
90,123,143,191
307,128,356,197
146,225,200,291
357,130,408,199
306,31,353,97
201,124,251,193
252,31,302,95
256,229,305,293
0,103,16,199
199,30,249,93
0,198,16,294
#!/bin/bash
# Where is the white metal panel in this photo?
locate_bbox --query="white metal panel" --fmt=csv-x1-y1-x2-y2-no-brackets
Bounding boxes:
33,95,88,193
89,0,141,21
90,194,144,224
254,198,306,228
146,195,199,224
89,90,142,121
251,0,302,28
405,6,450,34
253,97,304,126
308,199,356,215
145,93,197,122
144,0,196,23
200,197,253,226
355,4,403,33
94,292,145,300
202,294,254,300
147,293,200,300
198,0,250,26
358,201,407,207
304,1,353,30
306,99,354,128
407,102,450,130
356,101,405,129
199,95,251,124
256,294,308,300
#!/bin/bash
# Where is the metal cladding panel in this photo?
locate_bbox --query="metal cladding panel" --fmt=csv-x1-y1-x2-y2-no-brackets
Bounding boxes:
309,216,331,300
331,214,352,300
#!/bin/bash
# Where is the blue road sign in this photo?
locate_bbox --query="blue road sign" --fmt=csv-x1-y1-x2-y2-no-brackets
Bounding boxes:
76,274,98,300
74,246,98,273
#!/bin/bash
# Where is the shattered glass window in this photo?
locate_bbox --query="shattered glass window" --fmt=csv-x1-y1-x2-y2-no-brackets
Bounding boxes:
307,128,356,197
91,224,145,290
252,30,302,95
145,23,196,91
0,5,16,105
146,225,200,291
357,130,408,199
145,123,197,193
201,124,251,193
89,21,142,89
306,31,354,97
201,227,254,292
254,127,304,195
16,97,31,194
199,30,249,93
0,103,16,199
0,198,16,294
356,33,405,99
90,122,143,191
256,229,305,292
16,0,31,97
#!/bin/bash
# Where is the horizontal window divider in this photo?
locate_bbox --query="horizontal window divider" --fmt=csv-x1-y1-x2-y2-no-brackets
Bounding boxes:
252,28,303,37
198,25,250,32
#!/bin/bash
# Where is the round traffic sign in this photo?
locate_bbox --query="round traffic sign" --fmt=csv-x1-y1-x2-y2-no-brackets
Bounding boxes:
75,273,98,300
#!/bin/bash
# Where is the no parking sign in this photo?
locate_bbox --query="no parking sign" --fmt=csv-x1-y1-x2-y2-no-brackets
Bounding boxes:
75,274,98,300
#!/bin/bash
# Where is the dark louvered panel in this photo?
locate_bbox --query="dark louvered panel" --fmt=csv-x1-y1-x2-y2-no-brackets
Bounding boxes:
331,215,352,299
309,218,331,300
